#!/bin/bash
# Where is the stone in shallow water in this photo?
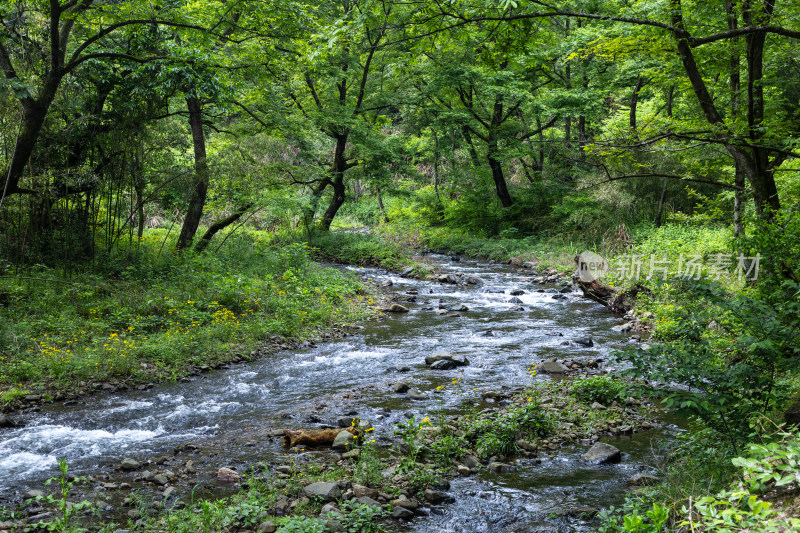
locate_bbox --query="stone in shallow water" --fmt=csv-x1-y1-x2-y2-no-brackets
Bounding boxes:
581,442,621,464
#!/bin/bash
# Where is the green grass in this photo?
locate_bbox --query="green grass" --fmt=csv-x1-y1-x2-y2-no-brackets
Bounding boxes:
309,231,415,270
0,229,374,401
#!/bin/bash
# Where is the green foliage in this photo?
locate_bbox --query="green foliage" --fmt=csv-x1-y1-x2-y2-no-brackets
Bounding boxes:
618,279,800,451
330,502,387,533
309,232,412,270
353,439,385,487
279,516,327,533
569,376,628,406
598,503,670,533
465,399,555,458
732,431,800,493
29,459,96,532
0,229,371,391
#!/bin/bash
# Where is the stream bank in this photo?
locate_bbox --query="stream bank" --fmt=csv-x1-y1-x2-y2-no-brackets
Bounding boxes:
0,254,677,532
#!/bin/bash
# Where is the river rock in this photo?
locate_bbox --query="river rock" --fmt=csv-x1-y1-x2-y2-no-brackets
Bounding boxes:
539,361,568,374
395,382,410,393
447,304,469,312
423,488,451,505
304,482,341,502
119,458,141,471
407,389,426,400
320,503,339,516
332,430,357,451
381,280,393,287
392,497,419,509
574,337,594,347
581,442,621,464
430,359,456,370
352,485,378,499
628,473,659,486
400,267,415,277
257,521,277,533
0,414,18,428
152,473,169,486
392,507,414,519
612,322,635,332
488,462,515,473
510,289,526,295
425,352,468,366
591,402,607,411
516,439,537,452
342,449,360,459
337,415,358,428
462,455,481,469
386,304,409,313
457,465,471,476
466,276,484,285
356,496,381,508
508,296,523,304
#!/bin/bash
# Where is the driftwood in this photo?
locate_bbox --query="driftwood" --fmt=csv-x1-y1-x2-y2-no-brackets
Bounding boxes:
574,276,651,314
282,426,358,448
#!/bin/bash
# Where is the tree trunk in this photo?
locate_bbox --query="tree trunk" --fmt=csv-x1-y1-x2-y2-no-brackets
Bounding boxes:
488,96,513,208
669,1,780,217
319,134,348,231
654,179,668,227
376,187,389,223
194,203,254,252
176,96,210,250
630,77,645,136
734,167,745,237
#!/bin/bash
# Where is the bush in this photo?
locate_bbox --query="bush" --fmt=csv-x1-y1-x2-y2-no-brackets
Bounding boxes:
570,376,628,406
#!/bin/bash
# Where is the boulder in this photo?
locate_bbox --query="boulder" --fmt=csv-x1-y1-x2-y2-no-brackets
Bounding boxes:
152,474,169,486
539,361,568,374
391,497,419,510
627,473,659,486
386,304,409,313
466,276,484,285
508,297,523,304
119,458,141,471
425,352,468,367
457,465,471,476
0,414,18,428
392,507,414,519
258,521,277,533
394,382,410,393
488,462,515,473
447,304,469,312
356,496,381,508
462,455,481,469
331,430,357,451
510,289,526,296
430,359,456,370
352,485,378,500
581,442,621,464
303,482,341,502
612,322,635,332
407,389,426,400
574,337,594,347
423,488,450,505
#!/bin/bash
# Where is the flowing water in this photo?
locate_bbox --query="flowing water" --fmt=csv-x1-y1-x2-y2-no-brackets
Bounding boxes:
0,254,677,531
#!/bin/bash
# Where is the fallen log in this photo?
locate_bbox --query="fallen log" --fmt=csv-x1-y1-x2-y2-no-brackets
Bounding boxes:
283,427,359,448
574,276,650,315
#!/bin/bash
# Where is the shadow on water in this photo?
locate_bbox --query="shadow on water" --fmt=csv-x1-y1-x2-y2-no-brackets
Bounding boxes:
0,254,684,530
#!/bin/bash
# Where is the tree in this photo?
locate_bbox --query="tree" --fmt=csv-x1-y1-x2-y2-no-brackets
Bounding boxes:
0,0,208,205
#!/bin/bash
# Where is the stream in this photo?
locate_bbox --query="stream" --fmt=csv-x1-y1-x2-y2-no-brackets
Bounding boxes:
0,254,678,531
